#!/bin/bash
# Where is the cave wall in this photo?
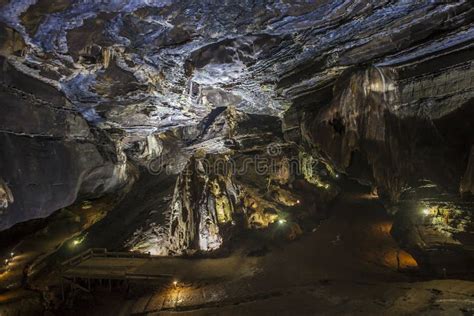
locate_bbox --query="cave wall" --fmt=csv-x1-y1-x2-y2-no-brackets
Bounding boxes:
461,146,474,196
293,56,474,202
0,55,128,231
281,37,474,275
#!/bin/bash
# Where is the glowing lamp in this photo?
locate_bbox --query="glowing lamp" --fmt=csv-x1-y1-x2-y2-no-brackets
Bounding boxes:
72,238,83,247
173,280,178,287
278,219,287,225
422,208,430,216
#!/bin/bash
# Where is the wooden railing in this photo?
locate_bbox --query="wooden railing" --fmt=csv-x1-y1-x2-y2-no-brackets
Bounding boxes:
61,248,155,267
61,248,176,282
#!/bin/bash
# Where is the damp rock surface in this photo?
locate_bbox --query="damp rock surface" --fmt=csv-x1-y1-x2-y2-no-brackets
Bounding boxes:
0,0,472,282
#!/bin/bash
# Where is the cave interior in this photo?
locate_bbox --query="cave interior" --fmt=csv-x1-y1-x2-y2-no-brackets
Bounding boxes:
0,0,473,315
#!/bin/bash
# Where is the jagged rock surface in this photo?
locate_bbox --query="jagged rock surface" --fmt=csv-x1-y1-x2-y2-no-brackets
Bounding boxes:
0,54,129,230
0,0,473,271
124,108,338,255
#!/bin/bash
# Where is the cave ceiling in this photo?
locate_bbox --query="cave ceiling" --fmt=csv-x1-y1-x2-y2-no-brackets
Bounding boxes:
0,0,471,133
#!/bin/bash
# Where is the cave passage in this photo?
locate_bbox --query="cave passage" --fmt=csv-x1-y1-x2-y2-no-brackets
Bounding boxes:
0,1,473,315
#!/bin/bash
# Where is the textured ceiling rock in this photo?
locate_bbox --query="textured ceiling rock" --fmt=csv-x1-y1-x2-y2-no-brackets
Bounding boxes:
0,0,470,134
0,22,25,55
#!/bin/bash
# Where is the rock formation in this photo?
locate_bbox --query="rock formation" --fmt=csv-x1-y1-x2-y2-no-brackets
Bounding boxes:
0,177,13,209
0,0,472,273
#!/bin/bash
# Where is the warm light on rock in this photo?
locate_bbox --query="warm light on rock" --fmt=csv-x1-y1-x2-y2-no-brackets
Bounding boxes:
0,0,472,314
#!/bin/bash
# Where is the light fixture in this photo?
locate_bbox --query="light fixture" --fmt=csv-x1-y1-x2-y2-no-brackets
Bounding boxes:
278,219,287,225
173,280,178,287
71,238,84,247
422,208,430,216
296,200,300,204
10,252,14,257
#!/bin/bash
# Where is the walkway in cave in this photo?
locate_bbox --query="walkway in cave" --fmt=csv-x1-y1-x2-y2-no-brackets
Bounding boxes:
61,190,412,292
60,192,474,315
0,196,117,290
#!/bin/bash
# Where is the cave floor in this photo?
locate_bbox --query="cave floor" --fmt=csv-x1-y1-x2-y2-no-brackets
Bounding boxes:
59,193,474,315
0,196,118,293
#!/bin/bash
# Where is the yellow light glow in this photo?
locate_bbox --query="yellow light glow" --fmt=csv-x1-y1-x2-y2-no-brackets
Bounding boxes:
173,280,178,287
278,219,287,225
10,252,14,257
71,238,83,247
422,208,430,216
296,200,300,204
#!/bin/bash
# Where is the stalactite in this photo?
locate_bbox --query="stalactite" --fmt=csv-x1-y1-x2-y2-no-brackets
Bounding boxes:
102,47,110,69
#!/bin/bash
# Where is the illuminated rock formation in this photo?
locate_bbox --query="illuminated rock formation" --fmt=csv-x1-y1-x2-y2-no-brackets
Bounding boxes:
0,0,472,272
